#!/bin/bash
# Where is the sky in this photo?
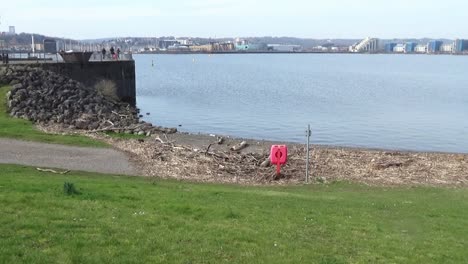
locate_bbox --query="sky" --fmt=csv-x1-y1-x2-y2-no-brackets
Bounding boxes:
1,0,467,39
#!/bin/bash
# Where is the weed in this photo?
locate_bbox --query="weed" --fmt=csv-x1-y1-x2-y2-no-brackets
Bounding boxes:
63,182,80,195
95,80,118,101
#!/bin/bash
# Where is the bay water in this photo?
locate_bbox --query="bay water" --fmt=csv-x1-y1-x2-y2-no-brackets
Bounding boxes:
135,54,468,153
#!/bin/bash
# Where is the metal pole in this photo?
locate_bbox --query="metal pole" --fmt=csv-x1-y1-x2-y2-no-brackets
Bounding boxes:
306,124,311,183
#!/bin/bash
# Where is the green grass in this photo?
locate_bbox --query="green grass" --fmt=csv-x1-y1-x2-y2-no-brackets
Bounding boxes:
0,86,108,147
1,164,467,263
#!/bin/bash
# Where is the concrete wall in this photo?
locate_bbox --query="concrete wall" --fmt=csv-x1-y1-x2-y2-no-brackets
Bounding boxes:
34,61,136,105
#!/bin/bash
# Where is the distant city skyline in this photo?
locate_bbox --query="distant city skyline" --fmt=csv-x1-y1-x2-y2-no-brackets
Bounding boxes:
1,0,467,40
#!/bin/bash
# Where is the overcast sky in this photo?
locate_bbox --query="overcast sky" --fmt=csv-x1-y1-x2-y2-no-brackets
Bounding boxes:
1,0,466,39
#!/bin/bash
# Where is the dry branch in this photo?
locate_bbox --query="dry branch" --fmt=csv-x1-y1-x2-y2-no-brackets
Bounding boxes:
230,141,248,151
260,158,271,167
36,168,70,174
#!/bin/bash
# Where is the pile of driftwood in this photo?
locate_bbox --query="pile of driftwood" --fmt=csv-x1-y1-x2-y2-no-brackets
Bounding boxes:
91,132,468,186
100,134,308,184
148,136,286,182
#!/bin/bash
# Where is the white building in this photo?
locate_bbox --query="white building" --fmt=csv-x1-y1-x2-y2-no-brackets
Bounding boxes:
176,39,193,45
393,44,405,53
414,44,427,53
349,37,380,53
439,43,454,53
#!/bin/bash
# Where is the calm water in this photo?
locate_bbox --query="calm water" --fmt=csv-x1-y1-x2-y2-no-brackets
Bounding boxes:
135,54,468,153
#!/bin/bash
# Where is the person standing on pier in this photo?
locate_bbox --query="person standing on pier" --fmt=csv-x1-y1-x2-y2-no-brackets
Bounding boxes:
116,48,121,60
110,46,115,60
101,48,107,60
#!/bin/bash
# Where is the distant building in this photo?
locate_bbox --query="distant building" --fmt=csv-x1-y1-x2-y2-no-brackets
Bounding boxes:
43,39,58,53
33,44,44,52
384,43,396,53
427,40,443,53
439,43,454,53
190,44,213,52
454,39,468,53
393,44,405,53
167,45,190,51
176,39,193,46
212,42,235,51
349,37,379,53
267,44,301,52
158,40,180,50
235,44,249,50
8,26,15,35
414,44,427,53
404,42,416,53
235,39,251,51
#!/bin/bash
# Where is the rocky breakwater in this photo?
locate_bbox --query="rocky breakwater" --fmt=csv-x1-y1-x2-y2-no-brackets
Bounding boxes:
0,65,176,135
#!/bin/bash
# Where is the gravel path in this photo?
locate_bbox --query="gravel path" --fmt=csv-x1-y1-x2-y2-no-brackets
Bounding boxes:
0,138,138,175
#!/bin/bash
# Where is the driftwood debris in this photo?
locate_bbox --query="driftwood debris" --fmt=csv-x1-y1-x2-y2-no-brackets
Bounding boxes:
260,158,271,167
89,124,143,133
373,159,413,170
154,136,166,144
36,168,70,174
230,141,248,151
205,144,213,155
101,134,468,186
111,111,130,118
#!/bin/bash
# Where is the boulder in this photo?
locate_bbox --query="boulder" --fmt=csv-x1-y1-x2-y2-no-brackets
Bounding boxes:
0,66,177,135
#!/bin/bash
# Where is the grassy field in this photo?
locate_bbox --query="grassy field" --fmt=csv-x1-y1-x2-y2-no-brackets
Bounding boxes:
0,85,107,147
0,164,467,263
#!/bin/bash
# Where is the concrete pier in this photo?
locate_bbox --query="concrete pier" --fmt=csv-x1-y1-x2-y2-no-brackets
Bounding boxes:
39,61,136,105
1,60,136,106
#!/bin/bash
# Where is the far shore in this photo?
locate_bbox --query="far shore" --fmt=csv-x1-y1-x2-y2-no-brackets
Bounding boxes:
136,51,468,56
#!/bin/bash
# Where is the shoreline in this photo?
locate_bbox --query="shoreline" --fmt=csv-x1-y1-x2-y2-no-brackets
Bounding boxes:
82,128,468,187
174,130,468,156
4,65,467,187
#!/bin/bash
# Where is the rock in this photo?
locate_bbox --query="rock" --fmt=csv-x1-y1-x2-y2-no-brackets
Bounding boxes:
74,119,90,130
88,122,99,130
11,83,24,90
166,128,177,134
0,66,178,135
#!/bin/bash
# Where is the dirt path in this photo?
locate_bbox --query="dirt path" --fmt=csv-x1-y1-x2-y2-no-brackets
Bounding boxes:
0,138,138,175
